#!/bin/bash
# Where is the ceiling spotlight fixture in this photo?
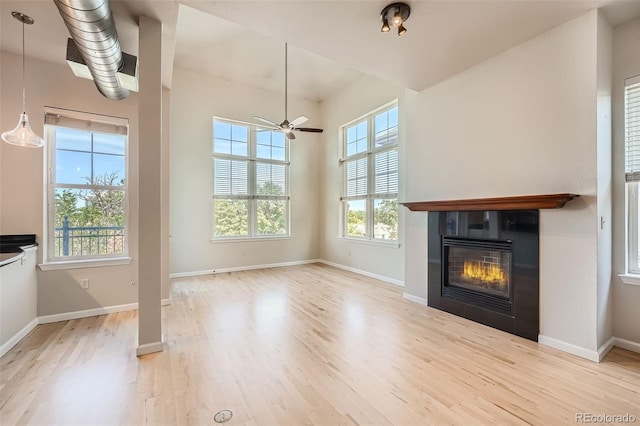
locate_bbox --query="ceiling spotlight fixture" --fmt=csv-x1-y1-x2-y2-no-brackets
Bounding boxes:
380,2,410,36
1,12,44,148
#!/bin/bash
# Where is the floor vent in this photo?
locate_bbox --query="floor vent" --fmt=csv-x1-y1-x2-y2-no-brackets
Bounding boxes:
214,410,233,423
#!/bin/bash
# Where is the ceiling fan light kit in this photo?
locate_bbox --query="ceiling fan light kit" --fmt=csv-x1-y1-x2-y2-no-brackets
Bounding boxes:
253,43,323,140
2,12,44,148
380,2,410,36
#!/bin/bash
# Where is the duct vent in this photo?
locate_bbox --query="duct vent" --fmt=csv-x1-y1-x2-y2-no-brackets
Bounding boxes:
66,38,138,92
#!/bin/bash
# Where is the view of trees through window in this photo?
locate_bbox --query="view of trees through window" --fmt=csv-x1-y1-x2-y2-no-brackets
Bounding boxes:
48,122,127,259
213,119,289,238
342,104,399,241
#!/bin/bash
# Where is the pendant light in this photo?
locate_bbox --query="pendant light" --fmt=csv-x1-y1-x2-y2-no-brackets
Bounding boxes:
1,12,44,148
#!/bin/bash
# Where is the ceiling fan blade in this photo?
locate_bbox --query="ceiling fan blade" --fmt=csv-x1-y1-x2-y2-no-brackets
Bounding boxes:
253,116,281,128
289,115,308,128
294,127,324,133
285,131,296,140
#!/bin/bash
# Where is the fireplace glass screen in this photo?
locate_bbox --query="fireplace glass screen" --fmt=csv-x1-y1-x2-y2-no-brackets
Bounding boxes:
446,245,511,298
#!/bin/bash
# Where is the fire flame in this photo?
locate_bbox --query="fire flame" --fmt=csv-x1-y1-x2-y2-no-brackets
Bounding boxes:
462,261,507,285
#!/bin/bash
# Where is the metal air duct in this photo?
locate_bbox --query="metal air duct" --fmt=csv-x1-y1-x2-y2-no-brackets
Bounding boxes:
53,0,130,100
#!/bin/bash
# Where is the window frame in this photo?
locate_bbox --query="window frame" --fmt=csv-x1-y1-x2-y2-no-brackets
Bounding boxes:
43,107,130,266
624,75,640,276
211,117,291,241
339,101,399,243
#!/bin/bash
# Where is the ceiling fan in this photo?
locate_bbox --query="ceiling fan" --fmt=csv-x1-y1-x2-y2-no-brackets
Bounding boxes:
253,43,324,140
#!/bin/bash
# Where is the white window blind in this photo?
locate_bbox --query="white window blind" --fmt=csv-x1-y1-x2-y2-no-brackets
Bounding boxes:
374,149,399,196
344,157,368,199
625,76,640,182
213,159,248,196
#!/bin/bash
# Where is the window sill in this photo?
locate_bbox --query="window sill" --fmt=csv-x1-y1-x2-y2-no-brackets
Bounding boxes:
338,237,400,248
618,274,640,287
38,257,132,271
210,236,291,243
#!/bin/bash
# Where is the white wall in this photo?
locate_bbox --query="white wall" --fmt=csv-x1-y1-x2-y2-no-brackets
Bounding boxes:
595,12,613,349
0,52,140,316
612,17,640,344
169,68,322,274
318,74,406,284
403,11,602,353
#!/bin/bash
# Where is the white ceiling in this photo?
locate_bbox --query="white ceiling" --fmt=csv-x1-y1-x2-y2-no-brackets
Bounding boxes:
1,0,639,103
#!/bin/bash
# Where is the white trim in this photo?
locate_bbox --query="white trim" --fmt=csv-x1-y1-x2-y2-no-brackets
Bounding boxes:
38,257,132,271
0,318,38,358
612,337,640,354
170,260,320,278
38,298,171,324
403,293,428,306
169,259,405,287
170,269,214,278
136,338,164,356
210,236,291,243
597,336,616,361
538,334,600,362
318,259,404,286
618,274,640,286
338,237,401,248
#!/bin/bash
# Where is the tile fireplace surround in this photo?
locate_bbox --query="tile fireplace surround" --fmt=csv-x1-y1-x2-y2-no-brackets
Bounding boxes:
402,194,579,341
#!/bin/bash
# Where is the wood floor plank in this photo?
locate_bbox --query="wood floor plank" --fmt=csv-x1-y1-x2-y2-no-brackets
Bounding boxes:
1,263,639,425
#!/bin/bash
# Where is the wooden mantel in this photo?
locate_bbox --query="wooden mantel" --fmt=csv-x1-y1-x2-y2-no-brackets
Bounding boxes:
401,193,579,212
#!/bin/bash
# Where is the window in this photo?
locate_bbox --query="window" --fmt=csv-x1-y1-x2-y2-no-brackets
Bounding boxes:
212,118,289,239
625,75,640,274
45,108,129,262
340,102,398,241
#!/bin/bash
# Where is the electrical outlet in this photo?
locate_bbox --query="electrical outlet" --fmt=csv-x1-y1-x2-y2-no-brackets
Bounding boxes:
241,248,247,256
80,278,89,289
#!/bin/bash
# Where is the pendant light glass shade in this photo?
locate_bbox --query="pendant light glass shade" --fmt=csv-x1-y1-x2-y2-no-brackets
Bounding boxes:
2,12,43,148
2,113,44,148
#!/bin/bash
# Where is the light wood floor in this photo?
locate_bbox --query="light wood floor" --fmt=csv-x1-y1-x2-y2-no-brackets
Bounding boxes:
1,263,639,425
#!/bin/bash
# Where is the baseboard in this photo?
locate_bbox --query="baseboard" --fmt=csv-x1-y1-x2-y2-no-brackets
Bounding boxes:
597,336,616,361
403,293,428,306
136,338,164,356
538,334,600,362
38,298,172,324
612,337,640,354
0,318,39,358
170,259,321,278
318,260,404,287
169,269,214,278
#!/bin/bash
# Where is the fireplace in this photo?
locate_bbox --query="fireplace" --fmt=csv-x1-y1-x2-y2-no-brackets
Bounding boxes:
443,238,512,311
428,210,539,341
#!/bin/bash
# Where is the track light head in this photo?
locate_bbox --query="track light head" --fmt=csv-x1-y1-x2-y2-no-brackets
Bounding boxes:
381,18,390,32
398,23,407,36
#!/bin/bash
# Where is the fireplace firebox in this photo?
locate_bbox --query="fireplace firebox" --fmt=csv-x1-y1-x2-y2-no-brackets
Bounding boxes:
428,210,539,341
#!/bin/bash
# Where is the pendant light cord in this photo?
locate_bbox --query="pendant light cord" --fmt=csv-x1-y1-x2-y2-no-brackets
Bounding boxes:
21,20,26,114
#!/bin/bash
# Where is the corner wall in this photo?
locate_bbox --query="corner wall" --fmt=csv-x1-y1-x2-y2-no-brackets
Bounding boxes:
612,17,640,345
403,11,601,353
169,68,322,274
317,74,406,284
0,52,140,316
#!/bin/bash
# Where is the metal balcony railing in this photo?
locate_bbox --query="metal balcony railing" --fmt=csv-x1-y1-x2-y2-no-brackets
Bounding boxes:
55,217,125,257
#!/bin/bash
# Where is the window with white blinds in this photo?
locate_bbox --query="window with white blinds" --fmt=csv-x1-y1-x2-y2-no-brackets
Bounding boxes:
340,102,399,241
625,76,640,274
212,118,289,239
625,76,640,182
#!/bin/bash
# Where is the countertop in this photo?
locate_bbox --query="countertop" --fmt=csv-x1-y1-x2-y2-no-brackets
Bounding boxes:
0,235,37,267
